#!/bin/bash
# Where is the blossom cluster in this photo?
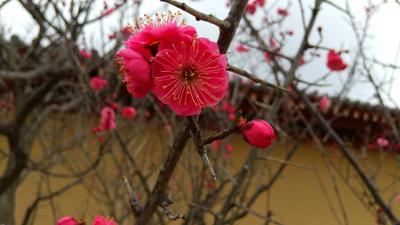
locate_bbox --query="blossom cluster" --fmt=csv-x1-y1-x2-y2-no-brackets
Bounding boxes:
115,12,229,116
112,12,277,149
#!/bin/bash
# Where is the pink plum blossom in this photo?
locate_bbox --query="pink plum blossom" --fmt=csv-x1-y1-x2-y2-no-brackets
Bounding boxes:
152,37,228,116
327,50,348,71
90,77,108,91
319,96,330,113
121,106,137,120
377,137,389,148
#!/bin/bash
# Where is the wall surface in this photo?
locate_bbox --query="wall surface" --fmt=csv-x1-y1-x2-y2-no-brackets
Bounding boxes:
1,124,399,225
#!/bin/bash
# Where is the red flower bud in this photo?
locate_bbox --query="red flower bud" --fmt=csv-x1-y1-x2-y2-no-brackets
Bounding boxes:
241,120,275,148
121,106,137,120
246,3,257,15
376,137,389,148
319,96,330,112
277,8,289,17
224,144,234,153
327,50,348,71
90,76,108,91
56,216,80,225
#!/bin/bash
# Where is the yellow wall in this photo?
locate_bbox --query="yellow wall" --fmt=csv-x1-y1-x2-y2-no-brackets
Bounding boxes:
1,123,399,225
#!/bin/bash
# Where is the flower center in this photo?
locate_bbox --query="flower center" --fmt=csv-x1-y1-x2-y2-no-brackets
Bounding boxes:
147,42,160,56
181,67,197,82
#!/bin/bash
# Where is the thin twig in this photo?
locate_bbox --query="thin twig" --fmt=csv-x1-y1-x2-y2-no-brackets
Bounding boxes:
160,0,227,28
227,64,288,93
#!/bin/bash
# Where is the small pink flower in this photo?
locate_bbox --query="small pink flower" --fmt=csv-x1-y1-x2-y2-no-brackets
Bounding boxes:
90,77,108,91
277,8,289,17
377,137,389,148
100,107,116,131
246,0,265,14
92,215,118,225
91,127,102,134
246,2,257,15
327,50,348,71
236,44,249,52
269,37,278,49
79,50,92,59
255,0,266,6
56,216,80,225
241,119,275,148
228,113,235,121
264,52,272,62
319,96,330,112
121,106,137,120
211,140,221,151
224,144,234,153
152,37,228,116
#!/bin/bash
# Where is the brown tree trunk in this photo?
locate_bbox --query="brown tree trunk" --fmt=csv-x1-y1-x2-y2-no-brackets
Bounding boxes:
0,183,17,225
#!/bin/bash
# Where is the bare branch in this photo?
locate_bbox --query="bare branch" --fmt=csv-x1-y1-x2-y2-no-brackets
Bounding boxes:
160,0,227,28
217,0,250,54
135,120,191,225
227,64,288,93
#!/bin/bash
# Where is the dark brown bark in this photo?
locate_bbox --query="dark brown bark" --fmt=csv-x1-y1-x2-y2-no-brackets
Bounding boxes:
135,121,191,225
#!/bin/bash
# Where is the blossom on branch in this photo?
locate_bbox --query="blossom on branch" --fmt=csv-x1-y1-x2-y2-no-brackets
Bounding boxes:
121,106,137,120
152,37,228,116
377,137,389,148
90,76,108,91
319,96,330,113
116,12,228,116
79,50,92,59
116,12,197,99
236,44,249,52
240,119,275,148
327,50,348,71
277,8,289,17
100,107,116,131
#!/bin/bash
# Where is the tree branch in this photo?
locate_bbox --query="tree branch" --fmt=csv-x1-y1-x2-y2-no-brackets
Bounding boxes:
135,120,191,225
217,0,249,54
160,0,227,28
227,64,288,93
